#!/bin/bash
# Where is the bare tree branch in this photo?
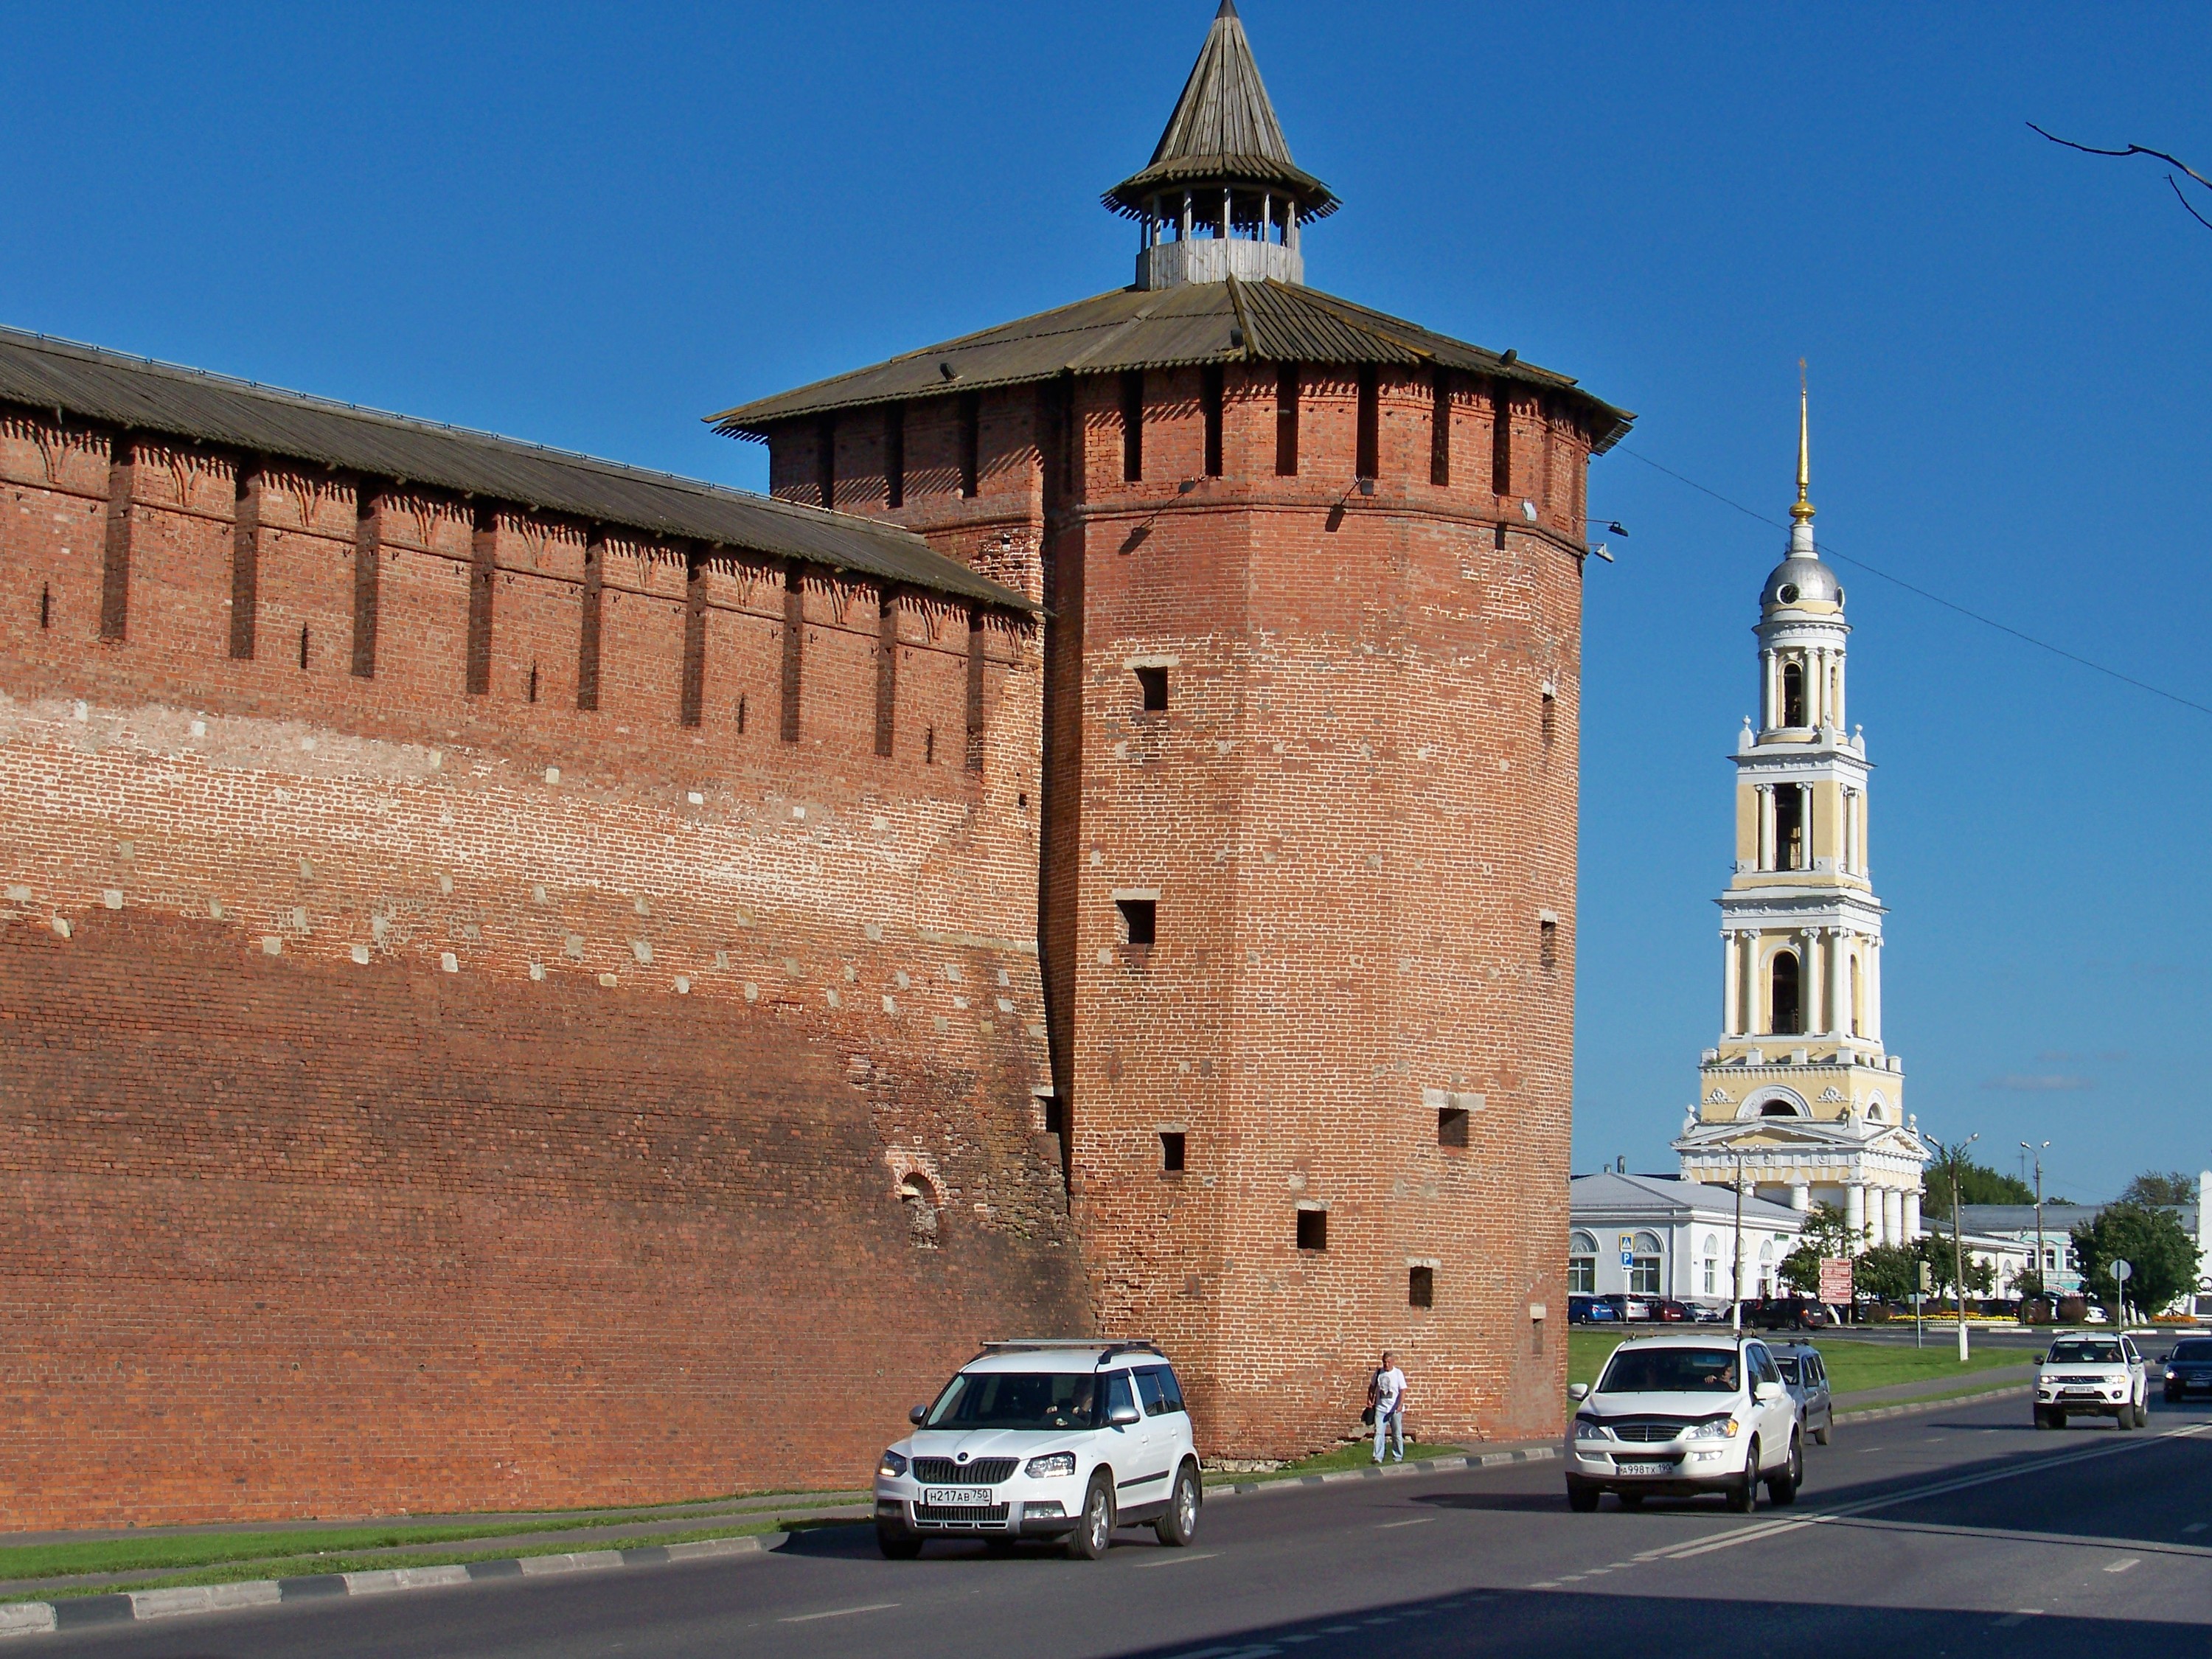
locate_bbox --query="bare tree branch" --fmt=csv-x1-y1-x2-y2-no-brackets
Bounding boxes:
2028,122,2212,229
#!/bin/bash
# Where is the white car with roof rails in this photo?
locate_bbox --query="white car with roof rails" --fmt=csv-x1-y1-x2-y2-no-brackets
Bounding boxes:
873,1340,1202,1559
2033,1333,2149,1430
1565,1332,1804,1513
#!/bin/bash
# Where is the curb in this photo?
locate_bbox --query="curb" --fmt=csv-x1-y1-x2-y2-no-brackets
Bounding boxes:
1209,1444,1557,1499
1833,1382,2031,1424
0,1532,785,1639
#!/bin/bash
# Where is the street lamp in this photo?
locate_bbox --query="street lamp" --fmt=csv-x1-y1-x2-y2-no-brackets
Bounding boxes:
2021,1140,2050,1310
1928,1131,1980,1362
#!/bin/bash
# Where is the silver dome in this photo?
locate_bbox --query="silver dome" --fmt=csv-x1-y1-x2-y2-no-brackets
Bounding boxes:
1762,555,1844,610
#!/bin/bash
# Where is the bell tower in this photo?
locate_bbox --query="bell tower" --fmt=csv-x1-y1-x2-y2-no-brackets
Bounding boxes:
1674,381,1927,1254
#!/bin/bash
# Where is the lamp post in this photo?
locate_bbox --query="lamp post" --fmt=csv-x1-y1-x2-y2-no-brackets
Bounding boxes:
1731,1150,1747,1333
2021,1139,2049,1309
1928,1131,1979,1362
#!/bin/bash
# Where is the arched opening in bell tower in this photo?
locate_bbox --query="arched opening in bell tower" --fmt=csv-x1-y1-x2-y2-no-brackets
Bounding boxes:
1768,949,1802,1035
1773,783,1804,871
1780,659,1806,727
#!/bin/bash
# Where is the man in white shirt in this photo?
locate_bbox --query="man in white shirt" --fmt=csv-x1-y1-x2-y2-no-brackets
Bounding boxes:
1369,1352,1408,1464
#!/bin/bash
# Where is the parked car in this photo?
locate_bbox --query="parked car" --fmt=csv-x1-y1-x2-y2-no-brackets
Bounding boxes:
2033,1334,2147,1430
1568,1294,1619,1324
873,1340,1201,1559
1686,1301,1732,1324
1745,1295,1831,1331
1769,1342,1833,1445
1565,1333,1804,1513
1601,1293,1659,1322
2164,1338,2212,1402
2081,1306,2110,1325
1653,1299,1693,1323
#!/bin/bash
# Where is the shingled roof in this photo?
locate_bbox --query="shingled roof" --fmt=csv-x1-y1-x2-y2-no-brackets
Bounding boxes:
0,324,1032,613
1103,0,1338,222
709,279,1633,452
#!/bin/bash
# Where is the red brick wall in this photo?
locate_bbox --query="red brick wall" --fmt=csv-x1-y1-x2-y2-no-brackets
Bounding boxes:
0,408,1079,1528
768,364,1595,1461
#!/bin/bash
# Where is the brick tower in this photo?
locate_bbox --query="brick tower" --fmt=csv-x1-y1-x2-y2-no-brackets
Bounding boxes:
712,1,1630,1455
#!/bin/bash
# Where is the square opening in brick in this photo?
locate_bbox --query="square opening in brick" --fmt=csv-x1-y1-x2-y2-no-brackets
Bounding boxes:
1135,666,1168,712
1437,1106,1470,1148
1408,1265,1435,1308
1117,898,1156,947
1295,1208,1327,1252
1044,1099,1065,1137
1159,1131,1186,1173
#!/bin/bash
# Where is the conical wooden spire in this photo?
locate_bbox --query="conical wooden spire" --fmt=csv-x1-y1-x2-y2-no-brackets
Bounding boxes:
1104,1,1338,223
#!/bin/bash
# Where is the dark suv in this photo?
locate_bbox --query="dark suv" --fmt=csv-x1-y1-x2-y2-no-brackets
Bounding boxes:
2165,1337,2212,1402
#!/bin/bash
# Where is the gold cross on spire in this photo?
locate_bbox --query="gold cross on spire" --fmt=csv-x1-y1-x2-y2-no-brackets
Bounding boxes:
1792,359,1815,523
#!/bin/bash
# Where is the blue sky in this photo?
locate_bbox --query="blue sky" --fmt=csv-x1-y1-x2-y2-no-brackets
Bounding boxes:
4,3,2206,1202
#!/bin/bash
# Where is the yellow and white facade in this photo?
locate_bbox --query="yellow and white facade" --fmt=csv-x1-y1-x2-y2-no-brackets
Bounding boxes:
1674,390,1928,1249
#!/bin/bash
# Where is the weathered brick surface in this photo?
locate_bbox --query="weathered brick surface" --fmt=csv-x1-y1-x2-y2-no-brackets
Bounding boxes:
769,363,1595,1458
0,411,1077,1528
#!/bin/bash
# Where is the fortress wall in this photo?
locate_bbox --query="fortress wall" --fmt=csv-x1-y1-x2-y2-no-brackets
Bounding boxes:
0,409,1080,1528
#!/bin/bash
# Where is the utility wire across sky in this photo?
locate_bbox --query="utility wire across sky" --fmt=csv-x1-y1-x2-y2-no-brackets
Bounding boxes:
1615,446,2212,721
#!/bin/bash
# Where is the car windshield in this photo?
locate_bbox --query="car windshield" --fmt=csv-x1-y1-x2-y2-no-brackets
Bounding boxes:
1597,1346,1740,1394
925,1370,1099,1431
1772,1356,1801,1382
2171,1340,2212,1362
2047,1340,2123,1365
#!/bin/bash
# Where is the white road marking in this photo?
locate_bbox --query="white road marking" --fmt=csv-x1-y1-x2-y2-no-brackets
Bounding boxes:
2186,1522,2208,1535
1377,1517,1436,1528
777,1601,899,1624
1994,1610,2043,1627
1137,1551,1222,1568
1528,1582,1562,1590
2104,1557,2140,1573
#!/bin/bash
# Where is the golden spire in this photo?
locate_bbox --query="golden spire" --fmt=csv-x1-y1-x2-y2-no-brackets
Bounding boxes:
1791,360,1815,524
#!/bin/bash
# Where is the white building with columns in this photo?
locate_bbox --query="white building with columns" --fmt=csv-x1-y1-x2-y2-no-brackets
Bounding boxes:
1674,389,1928,1249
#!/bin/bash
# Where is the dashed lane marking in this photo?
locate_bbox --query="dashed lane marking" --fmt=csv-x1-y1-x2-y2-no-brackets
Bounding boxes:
1377,1517,1436,1528
1136,1551,1222,1568
2104,1558,2140,1573
1994,1610,2043,1627
2185,1522,2208,1535
777,1601,899,1624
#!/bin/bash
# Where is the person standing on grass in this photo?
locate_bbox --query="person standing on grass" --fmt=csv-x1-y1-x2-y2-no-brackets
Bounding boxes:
1369,1351,1408,1464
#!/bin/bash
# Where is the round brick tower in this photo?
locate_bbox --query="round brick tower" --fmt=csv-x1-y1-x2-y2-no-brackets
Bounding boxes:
714,0,1631,1457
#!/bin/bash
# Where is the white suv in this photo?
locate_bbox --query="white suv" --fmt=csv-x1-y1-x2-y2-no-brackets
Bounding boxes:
1565,1333,1804,1513
2034,1333,2149,1430
873,1340,1202,1559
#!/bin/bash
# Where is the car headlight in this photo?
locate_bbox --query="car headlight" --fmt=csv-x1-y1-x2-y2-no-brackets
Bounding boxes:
1572,1416,1610,1441
2166,1368,2178,1380
877,1450,908,1479
1024,1451,1077,1479
1686,1416,1741,1441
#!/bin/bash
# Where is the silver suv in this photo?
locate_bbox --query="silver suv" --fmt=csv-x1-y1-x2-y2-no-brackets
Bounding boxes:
874,1340,1202,1559
1566,1333,1804,1512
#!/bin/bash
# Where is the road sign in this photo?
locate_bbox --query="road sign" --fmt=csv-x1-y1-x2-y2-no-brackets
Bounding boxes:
1621,1253,1634,1268
2113,1259,2133,1283
1818,1258,1853,1304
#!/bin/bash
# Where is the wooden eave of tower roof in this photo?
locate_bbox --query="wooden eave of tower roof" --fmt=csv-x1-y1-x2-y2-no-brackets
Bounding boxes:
707,278,1635,453
1102,0,1340,221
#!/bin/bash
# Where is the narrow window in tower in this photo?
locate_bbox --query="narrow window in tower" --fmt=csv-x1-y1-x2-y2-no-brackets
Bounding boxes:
297,625,310,670
1355,365,1380,481
737,693,748,735
1541,679,1557,746
815,414,836,511
1774,784,1805,871
1275,364,1300,476
1769,950,1802,1035
1438,1105,1471,1148
885,403,905,509
1160,1131,1186,1173
1135,665,1168,712
925,724,936,765
1540,914,1559,970
38,583,50,630
1120,371,1145,483
1781,659,1806,727
1295,1208,1328,1252
1491,384,1513,496
1408,1265,1435,1309
958,392,981,498
527,662,539,704
1117,897,1156,947
1044,1098,1066,1137
1430,369,1451,487
1200,364,1224,477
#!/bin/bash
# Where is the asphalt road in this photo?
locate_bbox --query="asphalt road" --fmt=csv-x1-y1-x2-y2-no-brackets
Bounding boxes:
38,1392,2212,1658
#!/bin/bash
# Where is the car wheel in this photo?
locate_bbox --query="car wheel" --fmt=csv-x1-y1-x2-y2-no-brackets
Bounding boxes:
1566,1478,1600,1513
2118,1402,2138,1432
1726,1441,1761,1514
1065,1473,1114,1560
1767,1433,1801,1507
2033,1406,2057,1430
1154,1461,1200,1547
876,1522,924,1560
2050,1409,2067,1430
1812,1416,1830,1447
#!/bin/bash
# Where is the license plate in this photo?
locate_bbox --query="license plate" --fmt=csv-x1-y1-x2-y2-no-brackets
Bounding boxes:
923,1486,992,1506
1615,1460,1671,1476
